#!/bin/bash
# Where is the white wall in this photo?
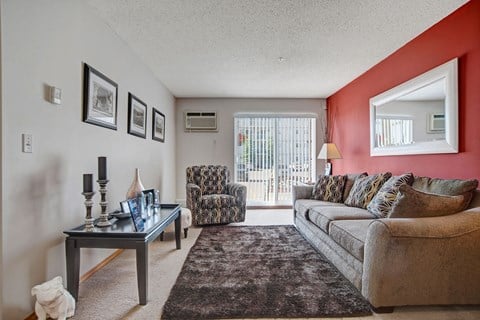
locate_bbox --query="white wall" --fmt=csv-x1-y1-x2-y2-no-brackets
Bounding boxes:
1,1,176,318
175,98,326,202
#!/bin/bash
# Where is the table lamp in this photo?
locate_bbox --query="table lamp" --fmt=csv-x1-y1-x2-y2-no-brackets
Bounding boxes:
317,143,342,175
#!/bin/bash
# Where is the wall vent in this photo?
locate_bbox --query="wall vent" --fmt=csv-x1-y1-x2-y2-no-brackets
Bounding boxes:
184,111,218,131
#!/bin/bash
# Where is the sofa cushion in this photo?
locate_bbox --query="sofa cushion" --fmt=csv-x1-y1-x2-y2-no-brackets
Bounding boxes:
344,172,392,208
294,199,341,218
388,184,472,219
342,172,368,202
308,206,376,233
367,173,414,218
412,176,478,195
329,220,373,262
311,175,346,203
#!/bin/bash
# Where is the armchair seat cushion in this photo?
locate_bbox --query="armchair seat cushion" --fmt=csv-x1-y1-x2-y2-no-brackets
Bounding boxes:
200,194,236,209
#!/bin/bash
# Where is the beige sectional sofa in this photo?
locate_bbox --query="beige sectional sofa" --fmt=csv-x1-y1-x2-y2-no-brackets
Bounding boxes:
293,174,480,311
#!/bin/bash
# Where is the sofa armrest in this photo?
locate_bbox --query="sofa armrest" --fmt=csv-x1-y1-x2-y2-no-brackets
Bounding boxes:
227,182,247,207
186,183,201,213
292,184,314,203
362,208,480,308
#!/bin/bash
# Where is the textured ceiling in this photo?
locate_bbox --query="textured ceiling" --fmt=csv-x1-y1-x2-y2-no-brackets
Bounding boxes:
85,0,468,98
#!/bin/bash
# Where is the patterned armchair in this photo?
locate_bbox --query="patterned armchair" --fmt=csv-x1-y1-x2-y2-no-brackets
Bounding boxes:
186,165,247,226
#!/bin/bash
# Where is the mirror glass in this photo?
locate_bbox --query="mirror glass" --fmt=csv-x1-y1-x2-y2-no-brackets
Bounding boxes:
370,58,458,156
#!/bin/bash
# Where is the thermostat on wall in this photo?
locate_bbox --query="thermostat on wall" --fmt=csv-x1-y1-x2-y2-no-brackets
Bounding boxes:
49,86,62,104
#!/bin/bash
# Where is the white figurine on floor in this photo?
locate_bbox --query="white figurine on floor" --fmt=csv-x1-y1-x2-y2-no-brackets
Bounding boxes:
31,276,75,320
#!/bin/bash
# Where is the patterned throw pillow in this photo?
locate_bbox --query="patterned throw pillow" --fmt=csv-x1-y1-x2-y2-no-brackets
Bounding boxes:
367,173,414,218
342,172,368,202
344,172,392,209
388,184,473,218
311,175,347,203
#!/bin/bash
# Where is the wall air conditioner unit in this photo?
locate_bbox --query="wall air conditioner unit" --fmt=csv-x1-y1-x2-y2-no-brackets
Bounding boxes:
184,111,218,132
427,113,445,133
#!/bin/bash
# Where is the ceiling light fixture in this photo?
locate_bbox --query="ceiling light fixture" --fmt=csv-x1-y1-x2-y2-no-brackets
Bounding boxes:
278,57,287,62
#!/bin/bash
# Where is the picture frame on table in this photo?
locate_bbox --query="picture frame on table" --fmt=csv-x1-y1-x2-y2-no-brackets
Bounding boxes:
120,200,130,213
128,93,147,138
82,63,118,130
141,188,157,206
127,198,144,232
152,108,165,142
142,189,155,199
143,188,160,207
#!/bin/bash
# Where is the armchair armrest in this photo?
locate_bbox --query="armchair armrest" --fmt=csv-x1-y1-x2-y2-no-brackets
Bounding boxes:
292,184,314,203
227,182,247,207
362,208,480,307
186,183,201,213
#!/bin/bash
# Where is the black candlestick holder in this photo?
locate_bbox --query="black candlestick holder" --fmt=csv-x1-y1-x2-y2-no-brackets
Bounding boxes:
82,191,96,231
96,179,111,227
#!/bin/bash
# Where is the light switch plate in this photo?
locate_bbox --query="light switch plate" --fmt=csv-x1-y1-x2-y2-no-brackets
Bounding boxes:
22,134,32,153
49,86,61,104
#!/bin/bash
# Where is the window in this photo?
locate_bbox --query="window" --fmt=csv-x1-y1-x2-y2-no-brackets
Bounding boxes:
375,117,413,147
234,114,316,206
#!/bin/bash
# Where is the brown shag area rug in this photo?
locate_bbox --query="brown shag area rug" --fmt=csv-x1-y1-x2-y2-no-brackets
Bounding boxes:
161,225,372,319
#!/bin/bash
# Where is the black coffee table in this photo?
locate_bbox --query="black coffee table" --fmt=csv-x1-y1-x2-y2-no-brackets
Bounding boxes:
64,204,181,305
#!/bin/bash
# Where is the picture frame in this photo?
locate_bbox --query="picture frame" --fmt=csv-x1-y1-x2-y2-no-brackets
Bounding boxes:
141,188,156,206
127,198,144,232
142,189,155,198
83,63,118,130
120,200,130,213
143,188,160,207
128,93,147,138
152,108,165,142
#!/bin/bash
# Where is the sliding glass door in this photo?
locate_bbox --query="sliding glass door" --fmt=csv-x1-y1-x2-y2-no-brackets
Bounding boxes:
234,114,316,206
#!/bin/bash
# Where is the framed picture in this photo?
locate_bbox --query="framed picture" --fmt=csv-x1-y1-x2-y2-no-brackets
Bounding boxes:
83,63,118,130
152,108,165,142
128,93,147,138
120,200,130,213
142,189,154,199
127,198,144,232
143,188,160,207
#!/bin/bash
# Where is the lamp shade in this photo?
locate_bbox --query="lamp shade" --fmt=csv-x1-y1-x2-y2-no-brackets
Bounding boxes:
317,143,342,160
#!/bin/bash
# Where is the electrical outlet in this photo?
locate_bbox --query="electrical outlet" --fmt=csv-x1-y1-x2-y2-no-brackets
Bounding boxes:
22,134,32,153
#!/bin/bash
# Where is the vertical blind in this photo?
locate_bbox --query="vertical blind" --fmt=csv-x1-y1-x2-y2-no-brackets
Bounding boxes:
375,117,414,147
234,114,316,205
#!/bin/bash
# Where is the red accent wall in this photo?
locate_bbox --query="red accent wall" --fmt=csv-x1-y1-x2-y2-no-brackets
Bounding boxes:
327,0,480,179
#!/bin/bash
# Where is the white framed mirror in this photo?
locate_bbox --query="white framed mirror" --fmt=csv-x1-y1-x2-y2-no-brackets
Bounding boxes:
370,58,458,157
